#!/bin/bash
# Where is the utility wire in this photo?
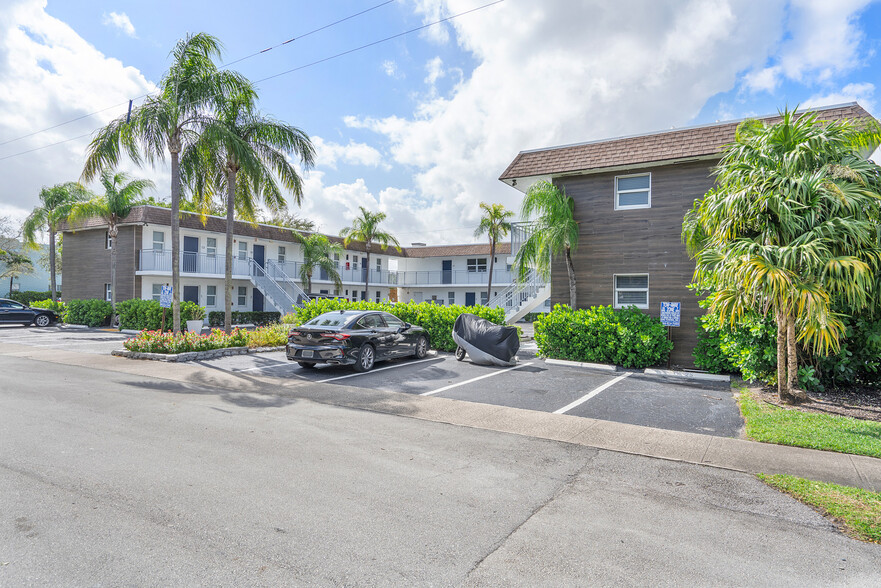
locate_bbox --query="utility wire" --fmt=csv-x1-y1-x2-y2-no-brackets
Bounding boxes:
0,0,397,148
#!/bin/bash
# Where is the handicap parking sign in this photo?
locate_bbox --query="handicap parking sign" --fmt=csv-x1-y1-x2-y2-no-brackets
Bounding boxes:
660,302,680,327
160,285,173,308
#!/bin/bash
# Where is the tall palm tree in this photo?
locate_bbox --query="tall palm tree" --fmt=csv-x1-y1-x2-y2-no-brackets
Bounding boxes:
513,180,579,307
183,93,314,333
68,170,155,324
292,233,343,294
683,108,881,403
474,202,514,303
22,182,91,302
1,251,33,297
82,33,252,333
340,207,400,300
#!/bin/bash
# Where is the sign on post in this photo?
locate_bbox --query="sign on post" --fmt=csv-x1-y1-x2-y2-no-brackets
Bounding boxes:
159,285,173,308
660,302,681,327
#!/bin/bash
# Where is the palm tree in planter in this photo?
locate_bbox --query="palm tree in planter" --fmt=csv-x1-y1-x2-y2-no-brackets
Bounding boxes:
292,233,343,295
82,33,252,333
474,202,514,303
340,207,400,300
683,108,881,403
23,182,91,303
182,92,314,333
68,170,154,325
513,180,579,307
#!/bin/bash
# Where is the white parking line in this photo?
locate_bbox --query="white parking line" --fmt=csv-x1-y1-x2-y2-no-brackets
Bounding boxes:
317,357,441,383
552,372,632,414
2,339,126,347
420,362,534,397
234,362,293,373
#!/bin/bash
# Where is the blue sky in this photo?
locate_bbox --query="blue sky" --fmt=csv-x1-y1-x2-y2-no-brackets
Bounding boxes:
1,0,880,243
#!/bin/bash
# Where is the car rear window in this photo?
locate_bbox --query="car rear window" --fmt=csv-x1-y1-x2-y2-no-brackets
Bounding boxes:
305,313,351,327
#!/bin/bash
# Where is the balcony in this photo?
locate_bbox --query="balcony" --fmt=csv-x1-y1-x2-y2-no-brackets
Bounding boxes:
138,249,250,276
274,261,398,287
393,269,513,287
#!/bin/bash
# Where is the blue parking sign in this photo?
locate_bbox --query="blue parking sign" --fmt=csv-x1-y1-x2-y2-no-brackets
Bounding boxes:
160,285,173,308
660,302,680,327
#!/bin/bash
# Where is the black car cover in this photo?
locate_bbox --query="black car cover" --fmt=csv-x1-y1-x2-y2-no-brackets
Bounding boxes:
452,313,519,367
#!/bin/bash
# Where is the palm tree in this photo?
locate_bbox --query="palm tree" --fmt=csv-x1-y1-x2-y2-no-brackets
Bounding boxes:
22,182,91,302
68,170,155,324
474,202,514,303
683,108,881,403
1,251,33,297
82,33,252,333
292,233,343,294
513,180,579,307
183,93,314,333
340,207,400,300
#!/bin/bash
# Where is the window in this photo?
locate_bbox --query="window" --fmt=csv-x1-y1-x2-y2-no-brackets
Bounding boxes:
278,246,286,263
206,285,217,307
152,284,162,302
384,314,404,329
153,231,164,252
448,291,455,305
105,284,112,301
105,232,113,250
467,258,487,273
237,242,248,261
334,253,340,269
206,238,217,257
615,173,651,210
614,274,649,309
376,258,381,271
375,290,380,303
481,292,488,305
237,286,247,306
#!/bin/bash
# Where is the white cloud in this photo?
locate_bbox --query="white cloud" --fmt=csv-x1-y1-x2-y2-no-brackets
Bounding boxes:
424,56,445,86
0,0,157,225
311,136,387,170
101,11,136,38
804,82,876,113
381,59,400,78
743,0,873,93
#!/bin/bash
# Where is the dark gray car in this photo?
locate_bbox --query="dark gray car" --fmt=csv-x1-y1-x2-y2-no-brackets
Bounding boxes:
0,298,58,327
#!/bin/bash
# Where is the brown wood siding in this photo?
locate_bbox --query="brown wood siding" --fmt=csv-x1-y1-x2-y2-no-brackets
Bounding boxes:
61,226,138,302
552,160,717,367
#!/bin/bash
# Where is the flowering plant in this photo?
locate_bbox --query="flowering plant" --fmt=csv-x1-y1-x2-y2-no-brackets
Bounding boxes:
123,328,248,354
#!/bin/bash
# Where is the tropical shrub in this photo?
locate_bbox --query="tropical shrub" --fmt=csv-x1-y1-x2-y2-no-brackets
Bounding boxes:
116,299,164,331
123,328,248,354
208,311,281,327
247,324,290,348
9,290,60,305
31,298,65,313
533,304,673,368
290,299,505,352
64,298,113,327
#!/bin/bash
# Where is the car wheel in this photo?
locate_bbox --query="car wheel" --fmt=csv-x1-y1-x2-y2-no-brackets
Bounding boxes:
298,362,317,369
455,346,466,361
34,314,51,327
414,336,429,359
353,343,375,372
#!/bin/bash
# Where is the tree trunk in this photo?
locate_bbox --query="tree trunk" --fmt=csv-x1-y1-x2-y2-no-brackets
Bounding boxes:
109,224,118,327
787,314,806,401
565,245,577,308
364,245,371,301
224,169,236,334
170,145,181,334
48,222,57,302
486,239,495,304
776,310,789,402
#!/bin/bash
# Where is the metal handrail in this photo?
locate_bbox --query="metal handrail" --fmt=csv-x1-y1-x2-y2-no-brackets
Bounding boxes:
266,259,311,306
249,259,299,313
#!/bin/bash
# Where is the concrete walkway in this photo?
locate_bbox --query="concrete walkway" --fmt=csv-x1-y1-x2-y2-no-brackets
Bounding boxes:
2,340,879,492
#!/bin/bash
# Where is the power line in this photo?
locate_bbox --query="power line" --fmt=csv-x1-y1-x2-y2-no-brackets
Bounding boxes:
0,133,92,162
0,0,397,149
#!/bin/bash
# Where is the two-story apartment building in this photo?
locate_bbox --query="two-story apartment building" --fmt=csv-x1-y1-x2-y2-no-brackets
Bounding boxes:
498,102,876,367
61,205,532,317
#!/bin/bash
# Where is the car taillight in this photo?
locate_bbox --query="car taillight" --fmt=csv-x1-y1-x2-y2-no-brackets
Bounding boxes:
288,331,301,337
325,333,350,341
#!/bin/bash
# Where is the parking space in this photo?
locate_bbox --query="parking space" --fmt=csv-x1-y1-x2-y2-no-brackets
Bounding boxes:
0,325,130,355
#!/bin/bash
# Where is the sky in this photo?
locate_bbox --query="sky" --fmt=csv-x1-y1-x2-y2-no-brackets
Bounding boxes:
1,0,880,245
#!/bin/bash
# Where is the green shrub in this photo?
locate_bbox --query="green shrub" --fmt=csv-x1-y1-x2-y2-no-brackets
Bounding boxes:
207,311,281,327
9,290,60,305
116,299,164,331
180,300,204,323
123,328,248,354
247,324,290,348
533,304,673,368
290,299,505,352
31,298,65,313
64,299,113,327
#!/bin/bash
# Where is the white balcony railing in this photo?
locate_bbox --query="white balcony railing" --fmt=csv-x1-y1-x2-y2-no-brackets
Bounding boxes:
392,269,513,287
138,249,250,276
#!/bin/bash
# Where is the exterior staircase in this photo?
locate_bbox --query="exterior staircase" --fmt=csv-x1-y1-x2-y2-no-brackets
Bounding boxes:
486,268,551,324
248,259,311,315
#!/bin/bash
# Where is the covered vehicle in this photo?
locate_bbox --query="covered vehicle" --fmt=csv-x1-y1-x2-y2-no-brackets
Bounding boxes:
0,298,58,327
452,313,519,367
286,310,430,372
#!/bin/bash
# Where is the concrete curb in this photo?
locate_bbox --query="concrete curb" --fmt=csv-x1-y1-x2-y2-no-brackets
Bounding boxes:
119,329,141,335
62,324,89,329
545,358,618,372
111,345,284,362
643,369,730,382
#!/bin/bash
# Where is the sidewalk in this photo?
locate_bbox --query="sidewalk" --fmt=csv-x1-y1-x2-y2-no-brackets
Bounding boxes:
2,340,880,492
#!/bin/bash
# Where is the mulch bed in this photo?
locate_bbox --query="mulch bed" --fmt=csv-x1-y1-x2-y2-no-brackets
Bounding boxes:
752,385,881,422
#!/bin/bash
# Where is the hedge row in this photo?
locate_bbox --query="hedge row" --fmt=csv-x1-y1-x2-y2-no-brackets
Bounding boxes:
534,304,673,368
290,298,505,352
8,290,60,305
64,299,113,327
208,311,281,327
116,299,204,331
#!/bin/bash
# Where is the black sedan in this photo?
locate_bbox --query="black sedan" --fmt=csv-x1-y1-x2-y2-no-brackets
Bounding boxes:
286,310,430,372
0,298,58,327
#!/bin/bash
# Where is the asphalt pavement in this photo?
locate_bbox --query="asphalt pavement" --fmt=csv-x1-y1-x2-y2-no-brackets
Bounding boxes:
2,354,880,586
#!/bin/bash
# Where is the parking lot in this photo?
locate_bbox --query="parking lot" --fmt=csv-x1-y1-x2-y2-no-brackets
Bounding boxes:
0,325,743,437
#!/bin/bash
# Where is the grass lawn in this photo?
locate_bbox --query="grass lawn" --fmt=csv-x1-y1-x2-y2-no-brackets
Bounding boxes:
759,474,881,543
738,389,881,459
